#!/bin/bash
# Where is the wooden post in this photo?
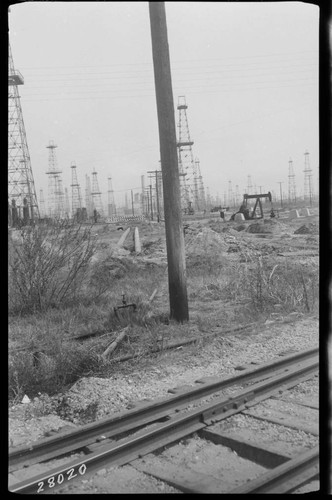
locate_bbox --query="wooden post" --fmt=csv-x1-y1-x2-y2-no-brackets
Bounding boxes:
149,183,153,220
149,2,189,322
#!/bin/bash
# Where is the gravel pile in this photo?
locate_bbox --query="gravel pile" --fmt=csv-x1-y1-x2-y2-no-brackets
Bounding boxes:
9,315,318,444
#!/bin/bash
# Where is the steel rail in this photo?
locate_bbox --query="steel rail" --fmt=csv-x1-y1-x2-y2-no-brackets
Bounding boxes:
9,347,318,471
9,354,318,494
229,445,319,494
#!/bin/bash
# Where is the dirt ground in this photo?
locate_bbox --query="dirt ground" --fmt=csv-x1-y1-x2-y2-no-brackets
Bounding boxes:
8,208,320,493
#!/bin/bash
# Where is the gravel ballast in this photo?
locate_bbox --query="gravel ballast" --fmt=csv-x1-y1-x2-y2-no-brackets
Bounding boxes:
9,315,318,443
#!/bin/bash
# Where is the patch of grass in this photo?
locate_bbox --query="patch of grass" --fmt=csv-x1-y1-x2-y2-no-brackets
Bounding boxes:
8,220,319,402
221,257,319,314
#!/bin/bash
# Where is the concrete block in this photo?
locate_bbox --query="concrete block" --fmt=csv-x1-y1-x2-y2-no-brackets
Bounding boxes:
234,213,245,222
134,226,141,253
300,208,311,216
288,209,300,220
117,227,131,246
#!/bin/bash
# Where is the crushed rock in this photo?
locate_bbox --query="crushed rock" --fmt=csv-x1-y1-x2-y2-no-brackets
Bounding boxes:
9,316,318,445
9,414,76,448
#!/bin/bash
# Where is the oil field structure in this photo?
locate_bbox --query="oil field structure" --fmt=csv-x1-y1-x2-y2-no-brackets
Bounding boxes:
176,96,206,214
8,42,39,227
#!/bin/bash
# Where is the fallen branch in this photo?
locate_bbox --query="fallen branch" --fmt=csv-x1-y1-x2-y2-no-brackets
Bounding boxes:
111,322,258,363
101,326,130,360
148,288,158,303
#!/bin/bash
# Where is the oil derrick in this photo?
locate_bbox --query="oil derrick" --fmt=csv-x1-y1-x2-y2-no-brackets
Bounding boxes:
235,185,240,207
228,180,233,208
303,151,313,205
91,170,104,217
8,42,39,223
177,96,195,211
194,158,205,211
85,175,93,218
107,177,116,216
46,140,64,218
55,177,66,218
246,175,253,195
288,158,297,203
205,187,212,210
64,188,70,218
71,162,82,220
39,189,46,217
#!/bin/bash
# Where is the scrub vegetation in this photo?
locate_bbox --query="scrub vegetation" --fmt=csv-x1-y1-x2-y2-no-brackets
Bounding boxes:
8,215,319,402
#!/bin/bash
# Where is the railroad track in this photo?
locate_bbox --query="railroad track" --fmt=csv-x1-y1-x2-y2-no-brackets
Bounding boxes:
9,347,319,494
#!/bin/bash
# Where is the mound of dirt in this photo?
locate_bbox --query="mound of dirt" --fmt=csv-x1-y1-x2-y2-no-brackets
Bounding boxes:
246,219,289,234
141,238,165,255
246,222,273,234
185,227,229,255
294,223,318,235
232,224,246,232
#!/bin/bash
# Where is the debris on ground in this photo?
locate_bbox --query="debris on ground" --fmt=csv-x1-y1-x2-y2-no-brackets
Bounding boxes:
294,223,318,235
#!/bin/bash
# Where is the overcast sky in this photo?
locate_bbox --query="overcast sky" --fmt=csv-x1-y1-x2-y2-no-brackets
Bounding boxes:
9,1,319,207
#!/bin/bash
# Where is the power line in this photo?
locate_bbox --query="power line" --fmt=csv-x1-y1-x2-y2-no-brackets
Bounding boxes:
22,76,317,92
18,49,317,70
20,71,318,90
20,63,317,83
22,82,317,102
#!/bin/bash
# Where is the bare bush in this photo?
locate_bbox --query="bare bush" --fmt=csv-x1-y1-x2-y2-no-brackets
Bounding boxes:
8,221,96,314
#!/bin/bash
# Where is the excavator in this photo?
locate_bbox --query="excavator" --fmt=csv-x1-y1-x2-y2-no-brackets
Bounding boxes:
231,191,273,220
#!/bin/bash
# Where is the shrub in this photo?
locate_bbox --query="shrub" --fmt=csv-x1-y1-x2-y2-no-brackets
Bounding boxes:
8,221,96,314
222,256,319,314
8,342,100,401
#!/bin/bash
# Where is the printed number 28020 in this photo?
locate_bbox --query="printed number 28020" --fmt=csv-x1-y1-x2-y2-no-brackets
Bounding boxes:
37,464,87,493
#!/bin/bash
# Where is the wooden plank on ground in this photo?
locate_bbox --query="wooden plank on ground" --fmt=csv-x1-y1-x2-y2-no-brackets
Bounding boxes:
199,429,292,468
132,462,220,494
271,395,319,410
242,409,319,436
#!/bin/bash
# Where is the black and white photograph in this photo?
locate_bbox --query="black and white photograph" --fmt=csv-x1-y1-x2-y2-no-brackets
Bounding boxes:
8,1,324,494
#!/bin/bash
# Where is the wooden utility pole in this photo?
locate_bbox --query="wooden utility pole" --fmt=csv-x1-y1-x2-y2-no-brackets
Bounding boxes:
149,184,153,220
149,2,189,322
